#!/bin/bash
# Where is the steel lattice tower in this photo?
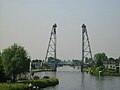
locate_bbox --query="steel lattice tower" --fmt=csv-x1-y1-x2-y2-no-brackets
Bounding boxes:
45,24,57,62
81,24,92,71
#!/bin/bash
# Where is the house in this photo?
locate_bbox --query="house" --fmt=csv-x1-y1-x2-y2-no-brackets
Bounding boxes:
103,60,116,69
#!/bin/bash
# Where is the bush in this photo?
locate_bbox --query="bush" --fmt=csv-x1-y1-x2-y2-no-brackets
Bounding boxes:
33,76,40,80
89,65,106,75
89,65,120,76
18,77,59,89
89,65,97,74
107,68,117,73
0,83,28,90
105,73,120,76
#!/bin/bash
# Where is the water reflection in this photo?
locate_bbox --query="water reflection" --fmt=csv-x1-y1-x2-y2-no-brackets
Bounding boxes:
35,66,120,90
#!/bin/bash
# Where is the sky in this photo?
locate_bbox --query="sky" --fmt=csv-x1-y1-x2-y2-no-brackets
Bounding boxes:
0,0,120,60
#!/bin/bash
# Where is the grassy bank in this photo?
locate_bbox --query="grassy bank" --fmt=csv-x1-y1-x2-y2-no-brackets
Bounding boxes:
18,77,59,89
32,69,53,73
88,65,120,76
0,77,59,90
0,83,28,90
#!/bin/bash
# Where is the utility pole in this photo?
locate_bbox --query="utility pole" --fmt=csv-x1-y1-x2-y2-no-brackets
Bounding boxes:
81,24,92,72
45,24,57,71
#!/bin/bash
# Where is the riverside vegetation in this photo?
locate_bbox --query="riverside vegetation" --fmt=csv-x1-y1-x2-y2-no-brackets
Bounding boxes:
87,53,120,76
89,65,120,76
0,44,120,89
0,83,28,90
18,77,59,89
0,43,59,90
0,77,59,90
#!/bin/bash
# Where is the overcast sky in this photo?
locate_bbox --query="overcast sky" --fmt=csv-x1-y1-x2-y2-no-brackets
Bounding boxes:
0,0,120,60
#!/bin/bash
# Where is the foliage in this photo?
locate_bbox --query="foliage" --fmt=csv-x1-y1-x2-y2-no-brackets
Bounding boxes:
115,57,120,64
85,57,93,64
0,83,28,90
0,52,6,82
33,76,40,80
1,43,30,81
18,77,59,89
96,60,103,67
31,59,42,69
106,68,117,73
108,57,115,61
105,73,120,76
89,65,119,76
94,53,108,61
48,57,54,63
89,65,106,75
32,69,53,73
94,53,108,66
90,52,120,76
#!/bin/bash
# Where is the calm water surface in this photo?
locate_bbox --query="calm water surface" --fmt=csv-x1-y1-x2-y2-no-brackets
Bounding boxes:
35,66,120,90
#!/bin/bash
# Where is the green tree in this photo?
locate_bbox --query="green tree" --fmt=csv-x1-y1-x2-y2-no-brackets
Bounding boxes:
108,57,115,61
94,53,108,66
94,53,108,61
48,57,54,63
85,57,93,64
115,57,120,73
1,43,30,81
31,59,42,69
0,52,5,82
116,57,120,64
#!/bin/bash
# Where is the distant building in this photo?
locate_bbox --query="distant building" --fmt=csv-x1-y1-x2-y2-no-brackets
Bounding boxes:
103,60,116,69
32,59,42,69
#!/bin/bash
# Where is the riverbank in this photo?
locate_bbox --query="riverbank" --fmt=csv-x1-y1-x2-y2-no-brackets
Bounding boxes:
0,77,59,90
86,65,120,76
0,83,28,90
18,77,59,89
32,69,54,73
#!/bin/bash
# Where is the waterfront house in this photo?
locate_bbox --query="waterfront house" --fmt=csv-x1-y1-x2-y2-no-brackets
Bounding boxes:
103,59,116,69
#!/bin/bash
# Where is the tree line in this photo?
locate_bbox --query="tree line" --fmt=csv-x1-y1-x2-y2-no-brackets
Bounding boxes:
89,53,120,75
94,53,120,66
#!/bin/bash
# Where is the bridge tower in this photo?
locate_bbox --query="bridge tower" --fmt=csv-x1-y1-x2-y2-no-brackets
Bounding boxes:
81,24,92,72
45,24,57,71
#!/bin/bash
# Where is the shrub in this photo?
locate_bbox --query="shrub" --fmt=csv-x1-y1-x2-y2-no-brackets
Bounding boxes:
107,68,117,73
89,65,97,74
18,77,59,89
89,65,106,75
33,76,40,80
0,83,28,90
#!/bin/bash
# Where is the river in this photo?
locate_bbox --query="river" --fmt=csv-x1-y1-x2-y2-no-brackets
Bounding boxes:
34,66,120,90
